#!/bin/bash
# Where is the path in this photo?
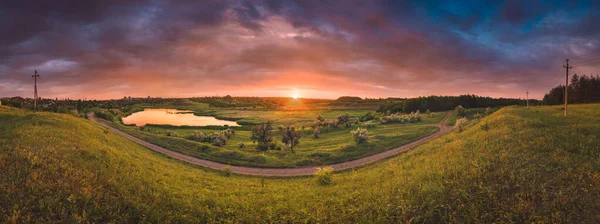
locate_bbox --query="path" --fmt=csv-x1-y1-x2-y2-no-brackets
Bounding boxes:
89,112,453,177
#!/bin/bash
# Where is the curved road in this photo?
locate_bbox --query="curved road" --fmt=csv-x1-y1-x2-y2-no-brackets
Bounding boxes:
89,112,453,177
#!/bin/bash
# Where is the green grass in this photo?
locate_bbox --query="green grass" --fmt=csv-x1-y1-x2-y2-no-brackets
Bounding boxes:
1,104,600,223
445,107,498,126
104,110,444,167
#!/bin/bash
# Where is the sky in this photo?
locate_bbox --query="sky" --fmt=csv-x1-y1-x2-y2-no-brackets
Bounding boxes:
1,0,600,100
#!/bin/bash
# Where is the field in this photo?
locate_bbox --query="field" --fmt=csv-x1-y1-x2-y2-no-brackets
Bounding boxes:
2,104,600,222
99,100,446,168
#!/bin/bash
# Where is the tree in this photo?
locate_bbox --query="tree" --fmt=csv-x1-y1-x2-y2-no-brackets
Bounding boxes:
250,121,274,149
455,105,467,117
280,126,301,153
351,127,370,144
337,113,351,127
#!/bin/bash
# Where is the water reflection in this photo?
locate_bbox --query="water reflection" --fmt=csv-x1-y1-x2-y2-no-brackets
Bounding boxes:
122,108,240,127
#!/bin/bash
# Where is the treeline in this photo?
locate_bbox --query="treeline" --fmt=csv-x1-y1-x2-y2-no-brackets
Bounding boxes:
377,95,534,113
543,74,600,105
0,96,174,115
190,96,285,108
190,96,332,108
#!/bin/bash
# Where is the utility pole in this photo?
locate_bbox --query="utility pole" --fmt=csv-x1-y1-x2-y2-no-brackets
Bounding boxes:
32,70,40,112
526,90,529,108
563,59,572,117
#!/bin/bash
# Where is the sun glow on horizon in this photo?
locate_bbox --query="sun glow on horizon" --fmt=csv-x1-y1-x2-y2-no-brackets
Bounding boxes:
291,89,300,99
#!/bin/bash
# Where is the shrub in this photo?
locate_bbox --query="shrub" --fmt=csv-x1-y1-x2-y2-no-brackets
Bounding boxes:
481,122,489,131
257,143,269,151
188,130,232,146
337,114,351,127
94,111,115,121
239,142,245,148
455,117,468,132
362,121,376,129
316,114,325,122
379,111,421,124
313,127,320,139
425,109,431,115
166,130,179,137
455,105,467,117
351,127,370,144
222,128,235,139
474,113,482,120
222,166,232,177
485,107,491,114
211,133,226,146
359,112,375,122
188,131,208,142
429,112,436,118
315,167,333,186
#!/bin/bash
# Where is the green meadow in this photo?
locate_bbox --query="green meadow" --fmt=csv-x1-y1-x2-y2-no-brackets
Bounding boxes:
1,104,600,222
100,101,445,168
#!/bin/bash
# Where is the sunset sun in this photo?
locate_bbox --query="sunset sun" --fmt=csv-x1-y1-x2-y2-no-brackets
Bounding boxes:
291,89,300,99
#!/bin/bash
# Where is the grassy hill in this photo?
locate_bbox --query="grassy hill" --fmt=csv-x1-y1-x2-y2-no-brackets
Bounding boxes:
1,105,600,222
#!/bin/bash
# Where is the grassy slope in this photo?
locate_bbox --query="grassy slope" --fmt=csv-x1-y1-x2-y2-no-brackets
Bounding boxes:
1,105,600,223
106,111,443,168
445,107,498,126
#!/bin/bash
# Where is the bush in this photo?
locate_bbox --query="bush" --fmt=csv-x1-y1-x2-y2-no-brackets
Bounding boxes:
313,127,320,139
188,129,234,146
379,111,421,124
166,130,179,137
188,131,207,142
485,107,491,114
351,127,370,144
94,111,115,121
359,112,375,122
456,105,467,117
337,114,351,127
211,133,226,146
362,121,376,129
222,128,235,139
257,143,269,151
222,166,232,177
239,142,245,148
455,117,468,132
481,122,489,131
315,167,333,186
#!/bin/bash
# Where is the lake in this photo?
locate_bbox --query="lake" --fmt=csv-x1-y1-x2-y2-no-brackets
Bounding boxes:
121,108,240,127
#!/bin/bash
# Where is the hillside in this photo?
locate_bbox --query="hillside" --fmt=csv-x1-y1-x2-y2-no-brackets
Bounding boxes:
1,105,600,222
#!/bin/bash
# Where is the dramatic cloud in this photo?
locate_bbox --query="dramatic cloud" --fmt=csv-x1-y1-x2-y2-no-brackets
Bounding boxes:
1,0,599,99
